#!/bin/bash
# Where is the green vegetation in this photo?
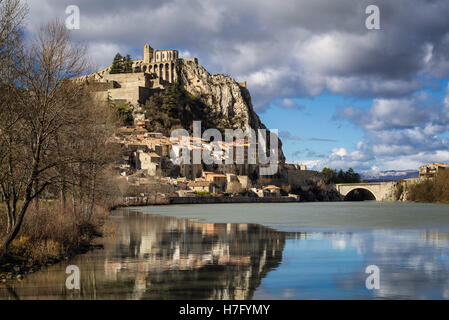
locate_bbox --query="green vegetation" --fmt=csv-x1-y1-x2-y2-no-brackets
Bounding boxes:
408,170,449,203
110,53,123,74
110,53,133,74
321,168,361,184
142,84,223,135
124,54,133,73
194,191,210,196
116,102,134,126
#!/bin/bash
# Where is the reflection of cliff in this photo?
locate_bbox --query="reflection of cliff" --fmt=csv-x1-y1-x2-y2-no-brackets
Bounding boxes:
104,211,288,299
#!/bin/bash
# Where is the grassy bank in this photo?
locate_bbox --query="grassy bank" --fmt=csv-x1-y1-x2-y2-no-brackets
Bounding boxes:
0,201,113,282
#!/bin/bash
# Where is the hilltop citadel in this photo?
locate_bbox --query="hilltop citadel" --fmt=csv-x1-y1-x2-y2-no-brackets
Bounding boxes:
80,44,248,122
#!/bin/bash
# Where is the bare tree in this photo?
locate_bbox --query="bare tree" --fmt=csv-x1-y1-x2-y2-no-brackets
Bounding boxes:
0,0,28,243
0,0,27,172
0,0,27,78
0,19,94,251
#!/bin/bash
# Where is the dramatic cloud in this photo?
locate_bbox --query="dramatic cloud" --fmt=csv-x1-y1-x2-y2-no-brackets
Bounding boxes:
26,0,449,109
336,94,444,131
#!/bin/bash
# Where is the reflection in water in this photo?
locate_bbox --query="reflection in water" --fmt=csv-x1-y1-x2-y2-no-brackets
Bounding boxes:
2,205,449,300
103,211,292,299
0,210,293,300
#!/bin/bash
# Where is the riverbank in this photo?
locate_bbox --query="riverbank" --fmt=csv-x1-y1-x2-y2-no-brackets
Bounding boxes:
113,195,303,208
0,202,112,284
0,241,104,283
170,196,300,204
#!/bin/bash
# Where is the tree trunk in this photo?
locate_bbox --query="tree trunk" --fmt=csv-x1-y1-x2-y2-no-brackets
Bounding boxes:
1,197,31,251
88,163,97,221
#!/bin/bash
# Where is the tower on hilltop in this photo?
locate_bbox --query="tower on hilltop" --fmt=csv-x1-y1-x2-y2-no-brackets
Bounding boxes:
144,44,154,64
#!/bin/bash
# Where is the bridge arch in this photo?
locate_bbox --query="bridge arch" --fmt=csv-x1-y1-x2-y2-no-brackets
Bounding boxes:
343,188,376,201
335,182,395,202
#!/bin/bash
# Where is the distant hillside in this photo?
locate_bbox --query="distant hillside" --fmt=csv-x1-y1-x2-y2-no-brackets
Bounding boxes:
361,170,419,182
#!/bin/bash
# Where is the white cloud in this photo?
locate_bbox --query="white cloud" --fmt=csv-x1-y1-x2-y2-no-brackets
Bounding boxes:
87,42,128,69
332,148,348,157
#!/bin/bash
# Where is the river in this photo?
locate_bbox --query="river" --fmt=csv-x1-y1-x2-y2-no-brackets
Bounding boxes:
1,201,449,299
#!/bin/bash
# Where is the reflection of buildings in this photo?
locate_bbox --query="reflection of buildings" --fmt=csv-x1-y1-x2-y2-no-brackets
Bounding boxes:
421,230,449,247
103,211,289,299
0,209,357,300
6,220,449,300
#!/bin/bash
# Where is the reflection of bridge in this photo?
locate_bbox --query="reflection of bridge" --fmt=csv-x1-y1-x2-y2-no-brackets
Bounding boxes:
336,182,396,201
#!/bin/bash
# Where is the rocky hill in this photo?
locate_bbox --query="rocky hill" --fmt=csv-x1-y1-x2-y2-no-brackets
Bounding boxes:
177,59,264,132
175,59,285,162
79,44,285,163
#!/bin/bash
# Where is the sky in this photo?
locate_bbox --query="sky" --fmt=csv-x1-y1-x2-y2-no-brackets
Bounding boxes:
25,0,449,172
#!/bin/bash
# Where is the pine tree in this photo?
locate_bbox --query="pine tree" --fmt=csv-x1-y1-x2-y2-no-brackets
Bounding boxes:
110,53,123,74
124,54,133,73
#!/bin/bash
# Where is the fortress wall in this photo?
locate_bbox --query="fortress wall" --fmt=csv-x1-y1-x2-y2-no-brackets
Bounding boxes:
103,73,147,88
183,58,198,64
148,78,164,89
106,86,155,106
87,82,115,92
108,87,140,103
138,87,154,104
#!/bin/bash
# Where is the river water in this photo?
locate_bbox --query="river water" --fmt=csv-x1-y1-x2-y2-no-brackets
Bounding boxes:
1,202,449,300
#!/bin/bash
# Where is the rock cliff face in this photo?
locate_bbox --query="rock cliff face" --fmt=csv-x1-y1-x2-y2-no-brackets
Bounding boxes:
176,59,285,163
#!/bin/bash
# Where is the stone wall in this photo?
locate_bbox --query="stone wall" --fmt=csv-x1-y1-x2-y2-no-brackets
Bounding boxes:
170,196,300,204
103,73,148,88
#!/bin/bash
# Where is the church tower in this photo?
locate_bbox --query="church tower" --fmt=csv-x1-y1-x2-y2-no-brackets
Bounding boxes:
144,44,153,64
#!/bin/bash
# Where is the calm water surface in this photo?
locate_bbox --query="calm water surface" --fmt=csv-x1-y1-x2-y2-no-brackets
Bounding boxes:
1,202,449,299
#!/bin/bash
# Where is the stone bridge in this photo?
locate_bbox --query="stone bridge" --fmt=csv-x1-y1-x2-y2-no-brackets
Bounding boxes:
335,182,397,201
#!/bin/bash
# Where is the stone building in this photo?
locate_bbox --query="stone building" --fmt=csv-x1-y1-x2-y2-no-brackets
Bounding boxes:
419,162,449,178
187,180,211,193
133,44,180,83
136,150,161,177
78,44,198,116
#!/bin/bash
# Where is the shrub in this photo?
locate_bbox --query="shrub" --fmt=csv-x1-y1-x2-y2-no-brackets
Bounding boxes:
4,201,108,264
408,170,449,203
195,191,210,196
